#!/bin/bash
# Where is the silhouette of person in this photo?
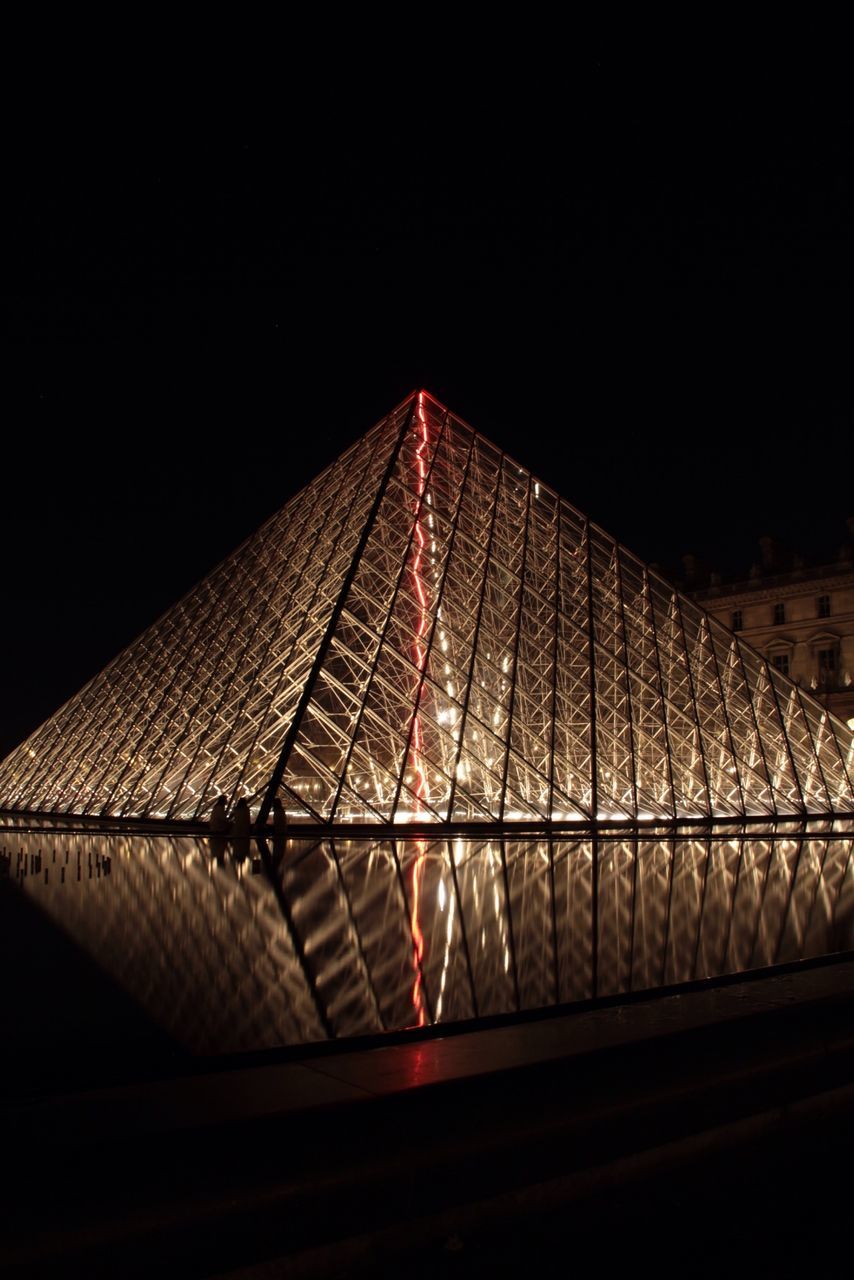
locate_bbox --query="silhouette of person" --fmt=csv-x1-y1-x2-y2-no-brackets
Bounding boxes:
272,796,288,835
231,797,252,838
209,795,229,834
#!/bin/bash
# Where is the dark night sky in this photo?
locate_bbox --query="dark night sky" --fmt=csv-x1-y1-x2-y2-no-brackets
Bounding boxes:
4,65,853,760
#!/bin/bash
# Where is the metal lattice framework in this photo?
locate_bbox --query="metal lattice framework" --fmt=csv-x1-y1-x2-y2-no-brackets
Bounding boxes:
1,391,852,825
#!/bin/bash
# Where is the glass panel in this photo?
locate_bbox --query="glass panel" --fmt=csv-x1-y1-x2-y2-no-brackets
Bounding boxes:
2,390,851,831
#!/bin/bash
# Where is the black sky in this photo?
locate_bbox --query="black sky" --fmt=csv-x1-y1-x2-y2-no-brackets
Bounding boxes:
4,68,853,760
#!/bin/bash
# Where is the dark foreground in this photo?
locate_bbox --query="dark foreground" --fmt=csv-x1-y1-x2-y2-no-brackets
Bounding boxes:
3,881,854,1280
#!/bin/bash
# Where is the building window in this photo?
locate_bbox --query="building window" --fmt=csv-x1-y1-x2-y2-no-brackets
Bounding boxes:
732,609,743,630
817,647,836,673
773,602,785,625
817,594,831,618
770,653,790,676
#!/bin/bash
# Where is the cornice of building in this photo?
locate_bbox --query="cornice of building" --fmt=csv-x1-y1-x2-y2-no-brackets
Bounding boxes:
694,564,854,607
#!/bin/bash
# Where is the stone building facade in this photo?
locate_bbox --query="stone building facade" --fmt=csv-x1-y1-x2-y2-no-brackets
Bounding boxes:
690,521,854,729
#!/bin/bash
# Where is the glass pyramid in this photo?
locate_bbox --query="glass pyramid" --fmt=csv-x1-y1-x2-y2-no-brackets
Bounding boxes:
1,391,852,825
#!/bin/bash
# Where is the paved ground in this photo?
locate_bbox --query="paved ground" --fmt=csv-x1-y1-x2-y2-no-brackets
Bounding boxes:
4,878,854,1277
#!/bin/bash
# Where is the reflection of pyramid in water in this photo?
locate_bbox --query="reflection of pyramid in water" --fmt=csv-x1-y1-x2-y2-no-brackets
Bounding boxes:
2,391,852,824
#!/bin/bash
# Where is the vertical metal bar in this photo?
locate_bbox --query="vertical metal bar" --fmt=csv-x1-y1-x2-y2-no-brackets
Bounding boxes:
820,701,854,794
327,838,387,1030
499,842,522,1012
794,687,834,811
547,504,562,820
721,831,747,971
498,473,533,822
257,400,417,828
702,616,747,816
643,571,678,819
613,548,639,818
832,839,854,948
739,829,777,968
691,833,715,981
800,834,834,955
547,837,560,1003
445,838,480,1018
627,832,640,992
584,518,599,997
659,834,678,987
770,834,807,965
671,592,714,817
762,657,807,812
445,450,505,821
731,636,777,815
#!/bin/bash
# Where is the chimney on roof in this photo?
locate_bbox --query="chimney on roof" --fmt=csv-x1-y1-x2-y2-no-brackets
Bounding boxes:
759,536,776,569
842,516,854,560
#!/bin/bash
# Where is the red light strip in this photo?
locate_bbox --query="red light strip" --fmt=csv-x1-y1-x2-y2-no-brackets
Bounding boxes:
410,838,427,1025
408,392,431,1025
410,393,431,817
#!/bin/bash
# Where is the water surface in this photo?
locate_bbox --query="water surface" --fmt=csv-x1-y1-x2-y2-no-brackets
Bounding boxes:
3,821,852,1055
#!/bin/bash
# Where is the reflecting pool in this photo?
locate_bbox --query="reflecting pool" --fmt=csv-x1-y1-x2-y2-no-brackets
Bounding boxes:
3,820,852,1055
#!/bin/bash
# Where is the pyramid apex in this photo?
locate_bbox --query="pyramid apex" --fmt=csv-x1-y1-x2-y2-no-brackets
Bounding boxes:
414,388,447,411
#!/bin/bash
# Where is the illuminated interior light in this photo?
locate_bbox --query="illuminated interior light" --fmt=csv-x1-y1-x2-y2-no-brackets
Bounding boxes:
438,879,446,911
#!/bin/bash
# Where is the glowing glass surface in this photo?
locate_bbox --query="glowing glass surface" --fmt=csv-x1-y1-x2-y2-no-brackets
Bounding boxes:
0,392,851,824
